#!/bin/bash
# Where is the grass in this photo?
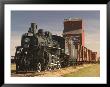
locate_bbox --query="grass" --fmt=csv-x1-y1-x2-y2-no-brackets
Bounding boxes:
63,64,100,77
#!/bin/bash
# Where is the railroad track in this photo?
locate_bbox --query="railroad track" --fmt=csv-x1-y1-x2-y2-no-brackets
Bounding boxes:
11,64,97,77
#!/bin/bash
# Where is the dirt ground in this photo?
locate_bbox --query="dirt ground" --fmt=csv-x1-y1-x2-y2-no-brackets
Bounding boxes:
11,64,100,77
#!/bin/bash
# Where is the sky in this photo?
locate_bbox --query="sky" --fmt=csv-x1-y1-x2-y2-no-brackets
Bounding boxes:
11,11,100,56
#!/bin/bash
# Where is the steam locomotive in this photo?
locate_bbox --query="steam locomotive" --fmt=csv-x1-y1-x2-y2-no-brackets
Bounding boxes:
15,23,68,73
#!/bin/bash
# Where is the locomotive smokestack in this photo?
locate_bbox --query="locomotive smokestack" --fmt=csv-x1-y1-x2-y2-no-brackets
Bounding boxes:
30,23,37,34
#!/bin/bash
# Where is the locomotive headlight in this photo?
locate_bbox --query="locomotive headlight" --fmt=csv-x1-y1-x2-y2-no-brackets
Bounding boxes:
24,38,30,43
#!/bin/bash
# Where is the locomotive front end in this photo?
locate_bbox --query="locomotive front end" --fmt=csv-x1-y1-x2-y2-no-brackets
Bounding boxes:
15,23,39,73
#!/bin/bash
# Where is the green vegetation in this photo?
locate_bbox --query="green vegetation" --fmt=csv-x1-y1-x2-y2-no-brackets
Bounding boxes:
63,64,100,77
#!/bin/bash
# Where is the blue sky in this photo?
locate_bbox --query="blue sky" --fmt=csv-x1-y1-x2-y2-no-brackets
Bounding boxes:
11,11,100,56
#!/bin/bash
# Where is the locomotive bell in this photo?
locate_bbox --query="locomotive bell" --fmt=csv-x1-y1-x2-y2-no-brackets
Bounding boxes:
30,23,37,34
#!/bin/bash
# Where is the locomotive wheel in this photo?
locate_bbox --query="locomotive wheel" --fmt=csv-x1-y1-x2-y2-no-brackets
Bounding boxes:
37,62,42,72
47,66,52,71
57,63,61,69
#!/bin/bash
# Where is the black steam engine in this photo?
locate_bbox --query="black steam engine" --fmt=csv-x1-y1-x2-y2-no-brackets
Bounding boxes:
15,23,65,73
